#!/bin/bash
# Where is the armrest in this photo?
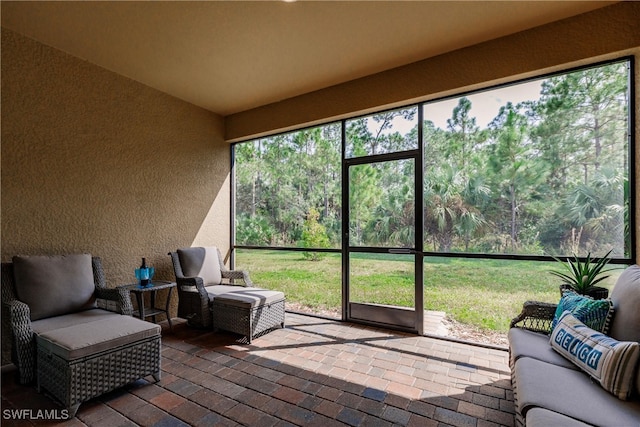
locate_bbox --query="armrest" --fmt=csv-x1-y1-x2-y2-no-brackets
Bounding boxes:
5,299,36,384
221,269,253,287
510,300,557,335
95,287,134,316
6,299,33,339
176,276,209,300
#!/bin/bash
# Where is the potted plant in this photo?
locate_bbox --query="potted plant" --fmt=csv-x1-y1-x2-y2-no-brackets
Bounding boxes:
549,250,618,299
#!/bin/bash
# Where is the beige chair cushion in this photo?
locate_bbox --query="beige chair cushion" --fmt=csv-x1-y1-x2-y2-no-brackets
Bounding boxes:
177,247,222,285
36,314,160,360
213,288,285,309
13,254,96,321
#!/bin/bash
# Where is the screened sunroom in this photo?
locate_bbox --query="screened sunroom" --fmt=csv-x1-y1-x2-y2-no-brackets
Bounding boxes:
232,58,635,344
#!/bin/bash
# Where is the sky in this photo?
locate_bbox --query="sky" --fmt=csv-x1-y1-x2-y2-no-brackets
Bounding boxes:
368,78,544,135
423,79,543,130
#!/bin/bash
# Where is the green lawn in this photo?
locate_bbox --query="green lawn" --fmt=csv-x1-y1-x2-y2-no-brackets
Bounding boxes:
235,249,621,333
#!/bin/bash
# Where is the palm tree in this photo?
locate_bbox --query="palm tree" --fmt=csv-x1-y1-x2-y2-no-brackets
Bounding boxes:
424,165,486,252
565,167,626,255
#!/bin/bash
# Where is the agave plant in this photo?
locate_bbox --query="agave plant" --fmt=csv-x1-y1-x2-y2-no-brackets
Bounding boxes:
549,250,618,296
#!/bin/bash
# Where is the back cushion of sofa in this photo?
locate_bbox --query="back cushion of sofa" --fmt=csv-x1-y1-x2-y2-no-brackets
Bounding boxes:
13,254,96,321
610,265,640,342
608,264,640,396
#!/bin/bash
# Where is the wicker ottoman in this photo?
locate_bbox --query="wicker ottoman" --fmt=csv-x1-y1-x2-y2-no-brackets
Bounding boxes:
36,314,161,417
212,288,285,343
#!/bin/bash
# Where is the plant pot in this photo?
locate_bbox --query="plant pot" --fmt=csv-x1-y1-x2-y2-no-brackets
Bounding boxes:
559,284,609,299
585,286,609,299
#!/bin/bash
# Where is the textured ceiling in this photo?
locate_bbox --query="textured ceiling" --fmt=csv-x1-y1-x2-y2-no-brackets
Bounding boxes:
1,1,616,116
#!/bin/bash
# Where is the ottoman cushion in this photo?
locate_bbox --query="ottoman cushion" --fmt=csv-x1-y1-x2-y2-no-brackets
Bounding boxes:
37,315,160,360
214,288,285,309
205,285,253,300
32,308,119,335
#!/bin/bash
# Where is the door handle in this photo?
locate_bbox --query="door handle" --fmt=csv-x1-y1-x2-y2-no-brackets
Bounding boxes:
388,248,420,255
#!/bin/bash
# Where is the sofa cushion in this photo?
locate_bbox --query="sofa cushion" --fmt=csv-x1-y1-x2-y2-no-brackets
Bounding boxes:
31,308,118,334
36,314,160,360
514,357,640,426
177,247,222,286
213,288,285,309
609,264,640,342
550,312,640,400
507,327,578,370
551,291,613,333
525,408,592,427
609,265,640,397
13,254,96,321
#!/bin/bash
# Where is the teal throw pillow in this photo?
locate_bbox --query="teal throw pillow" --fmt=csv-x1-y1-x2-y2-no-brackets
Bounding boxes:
551,291,613,333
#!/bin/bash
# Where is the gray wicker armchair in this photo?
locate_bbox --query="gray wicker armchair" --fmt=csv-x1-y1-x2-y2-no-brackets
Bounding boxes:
169,247,253,328
1,256,134,385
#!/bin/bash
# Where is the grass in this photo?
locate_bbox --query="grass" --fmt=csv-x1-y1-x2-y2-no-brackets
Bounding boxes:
235,249,622,333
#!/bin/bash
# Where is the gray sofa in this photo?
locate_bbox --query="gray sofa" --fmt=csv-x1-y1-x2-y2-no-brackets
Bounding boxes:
509,265,640,426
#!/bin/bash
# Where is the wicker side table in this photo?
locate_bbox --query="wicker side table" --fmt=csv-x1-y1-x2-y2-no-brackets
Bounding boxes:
119,281,176,330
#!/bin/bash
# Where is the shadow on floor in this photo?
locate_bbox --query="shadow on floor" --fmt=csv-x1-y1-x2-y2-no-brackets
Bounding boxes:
1,314,514,426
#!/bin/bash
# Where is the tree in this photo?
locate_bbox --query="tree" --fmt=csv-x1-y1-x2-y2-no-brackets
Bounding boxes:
532,62,627,187
234,60,630,258
349,162,383,246
563,168,626,256
301,208,331,260
234,141,264,219
367,161,415,246
532,62,629,254
446,97,485,175
424,165,486,252
487,103,547,251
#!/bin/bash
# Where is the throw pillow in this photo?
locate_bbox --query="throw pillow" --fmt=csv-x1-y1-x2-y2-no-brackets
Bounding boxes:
550,312,640,400
551,291,614,333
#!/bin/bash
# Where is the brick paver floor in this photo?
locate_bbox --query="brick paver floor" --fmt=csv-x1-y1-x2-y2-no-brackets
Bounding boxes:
1,313,514,426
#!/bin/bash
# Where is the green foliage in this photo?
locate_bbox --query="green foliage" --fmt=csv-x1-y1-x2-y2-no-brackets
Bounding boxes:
234,60,630,258
549,250,619,294
301,208,330,261
235,214,275,246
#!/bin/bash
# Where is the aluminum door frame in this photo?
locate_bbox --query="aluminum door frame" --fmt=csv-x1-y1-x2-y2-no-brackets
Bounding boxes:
342,148,424,334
